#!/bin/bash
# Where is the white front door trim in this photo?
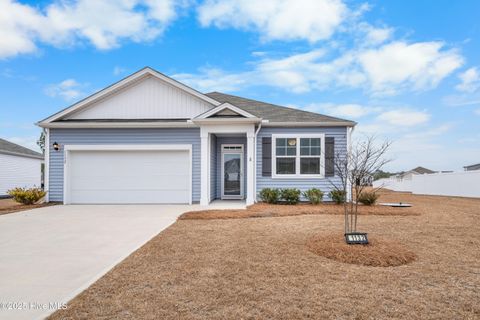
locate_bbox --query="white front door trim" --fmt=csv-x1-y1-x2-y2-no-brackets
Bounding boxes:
200,124,255,205
63,144,192,205
221,144,244,200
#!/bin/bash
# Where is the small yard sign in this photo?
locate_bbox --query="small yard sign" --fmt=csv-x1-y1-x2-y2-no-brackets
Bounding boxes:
345,232,369,245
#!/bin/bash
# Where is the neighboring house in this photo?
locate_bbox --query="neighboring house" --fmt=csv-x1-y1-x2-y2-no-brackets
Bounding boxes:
37,67,356,205
464,163,480,171
0,138,44,196
396,166,436,181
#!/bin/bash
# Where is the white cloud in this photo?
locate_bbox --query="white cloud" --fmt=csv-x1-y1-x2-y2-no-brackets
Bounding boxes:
44,78,86,101
304,103,381,119
376,109,430,126
197,0,348,42
173,68,250,92
174,41,462,95
455,67,480,93
475,108,480,116
357,22,393,46
113,66,127,76
359,41,463,95
0,0,183,58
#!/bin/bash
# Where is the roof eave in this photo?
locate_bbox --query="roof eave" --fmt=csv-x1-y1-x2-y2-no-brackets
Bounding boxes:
0,150,44,160
37,121,198,129
262,121,356,127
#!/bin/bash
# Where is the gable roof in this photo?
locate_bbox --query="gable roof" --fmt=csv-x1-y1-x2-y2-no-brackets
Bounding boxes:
463,163,480,170
194,102,259,119
205,92,356,126
37,67,221,126
409,166,436,175
0,138,43,160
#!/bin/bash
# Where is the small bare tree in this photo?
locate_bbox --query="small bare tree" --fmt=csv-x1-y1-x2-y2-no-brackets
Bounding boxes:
330,135,391,234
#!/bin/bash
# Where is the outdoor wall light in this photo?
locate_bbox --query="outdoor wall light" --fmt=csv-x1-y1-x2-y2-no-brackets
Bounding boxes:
53,142,60,151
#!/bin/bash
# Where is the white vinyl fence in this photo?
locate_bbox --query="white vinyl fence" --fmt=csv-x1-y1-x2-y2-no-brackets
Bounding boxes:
373,170,480,198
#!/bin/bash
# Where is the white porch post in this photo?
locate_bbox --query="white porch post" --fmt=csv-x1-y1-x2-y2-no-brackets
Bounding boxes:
200,131,210,205
246,132,255,205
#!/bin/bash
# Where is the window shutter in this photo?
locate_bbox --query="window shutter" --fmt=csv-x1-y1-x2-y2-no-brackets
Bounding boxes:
262,137,272,177
325,137,335,177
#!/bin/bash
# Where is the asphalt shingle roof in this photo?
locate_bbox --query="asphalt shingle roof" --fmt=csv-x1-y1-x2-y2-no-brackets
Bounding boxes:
205,92,356,125
0,138,43,159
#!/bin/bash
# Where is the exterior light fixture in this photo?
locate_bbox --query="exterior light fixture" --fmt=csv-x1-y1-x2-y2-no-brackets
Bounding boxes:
287,138,296,146
345,232,369,245
53,142,60,151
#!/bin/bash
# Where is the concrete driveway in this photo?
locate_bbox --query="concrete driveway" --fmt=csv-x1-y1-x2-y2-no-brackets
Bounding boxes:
0,204,199,320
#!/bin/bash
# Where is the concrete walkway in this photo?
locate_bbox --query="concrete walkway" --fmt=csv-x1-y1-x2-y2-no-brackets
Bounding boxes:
0,203,243,320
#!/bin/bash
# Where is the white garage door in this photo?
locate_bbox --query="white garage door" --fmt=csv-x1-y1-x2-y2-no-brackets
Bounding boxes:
66,149,190,204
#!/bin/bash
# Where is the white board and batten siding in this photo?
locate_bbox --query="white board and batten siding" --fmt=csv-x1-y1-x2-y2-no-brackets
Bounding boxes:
67,75,213,120
0,153,43,196
256,127,347,201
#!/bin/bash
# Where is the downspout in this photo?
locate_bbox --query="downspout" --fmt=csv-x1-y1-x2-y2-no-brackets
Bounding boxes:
253,121,263,203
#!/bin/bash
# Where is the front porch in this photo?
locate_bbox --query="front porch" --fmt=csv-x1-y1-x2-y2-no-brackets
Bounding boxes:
199,124,256,206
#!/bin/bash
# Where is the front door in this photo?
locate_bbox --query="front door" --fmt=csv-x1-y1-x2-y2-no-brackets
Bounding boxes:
221,145,244,199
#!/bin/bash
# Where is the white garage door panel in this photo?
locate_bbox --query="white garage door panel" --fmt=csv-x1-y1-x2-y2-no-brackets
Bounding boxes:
67,150,190,204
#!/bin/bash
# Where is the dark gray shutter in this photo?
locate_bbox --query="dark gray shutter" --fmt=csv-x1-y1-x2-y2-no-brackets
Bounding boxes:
262,137,272,177
325,137,335,177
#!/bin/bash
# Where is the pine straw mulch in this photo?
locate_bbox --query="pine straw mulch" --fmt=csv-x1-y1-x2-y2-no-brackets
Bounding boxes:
48,190,480,320
179,200,419,220
306,233,416,267
0,198,56,216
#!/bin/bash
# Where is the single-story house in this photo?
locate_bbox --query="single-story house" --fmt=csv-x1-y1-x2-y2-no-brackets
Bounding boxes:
37,67,356,205
464,163,480,171
0,138,44,196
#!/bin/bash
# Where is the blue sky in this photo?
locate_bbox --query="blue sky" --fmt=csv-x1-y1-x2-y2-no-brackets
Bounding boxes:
0,0,479,171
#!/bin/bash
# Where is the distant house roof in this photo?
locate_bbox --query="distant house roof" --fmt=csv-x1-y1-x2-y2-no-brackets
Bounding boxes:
463,163,480,171
0,138,43,160
409,166,436,175
205,92,356,126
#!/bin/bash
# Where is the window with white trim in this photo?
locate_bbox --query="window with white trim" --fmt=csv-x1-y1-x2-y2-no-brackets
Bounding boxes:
272,134,325,178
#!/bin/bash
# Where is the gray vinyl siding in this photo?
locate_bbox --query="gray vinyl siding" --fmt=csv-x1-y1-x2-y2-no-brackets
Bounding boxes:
215,136,247,199
256,127,347,201
210,135,217,201
48,128,201,203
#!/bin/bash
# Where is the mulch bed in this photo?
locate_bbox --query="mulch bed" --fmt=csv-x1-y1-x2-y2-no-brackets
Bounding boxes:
179,202,419,220
0,198,56,216
306,233,416,267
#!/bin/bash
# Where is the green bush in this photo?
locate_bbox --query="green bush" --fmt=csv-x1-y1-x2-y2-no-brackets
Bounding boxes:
357,191,379,206
302,188,324,205
7,187,46,205
259,188,280,204
280,188,301,205
329,189,346,204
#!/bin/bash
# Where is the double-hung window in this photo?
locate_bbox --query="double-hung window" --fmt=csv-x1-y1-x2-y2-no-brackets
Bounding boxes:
272,134,325,178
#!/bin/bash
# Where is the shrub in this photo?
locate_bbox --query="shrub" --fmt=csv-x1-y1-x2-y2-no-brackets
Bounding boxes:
7,187,46,205
259,188,280,204
329,190,346,204
357,191,379,206
280,188,301,205
302,188,324,205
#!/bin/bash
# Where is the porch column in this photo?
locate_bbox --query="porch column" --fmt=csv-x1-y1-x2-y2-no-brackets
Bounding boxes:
246,132,255,205
200,131,209,206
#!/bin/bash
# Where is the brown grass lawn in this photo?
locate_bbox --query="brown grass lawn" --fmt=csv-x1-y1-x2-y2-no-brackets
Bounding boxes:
0,198,54,215
50,190,480,320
